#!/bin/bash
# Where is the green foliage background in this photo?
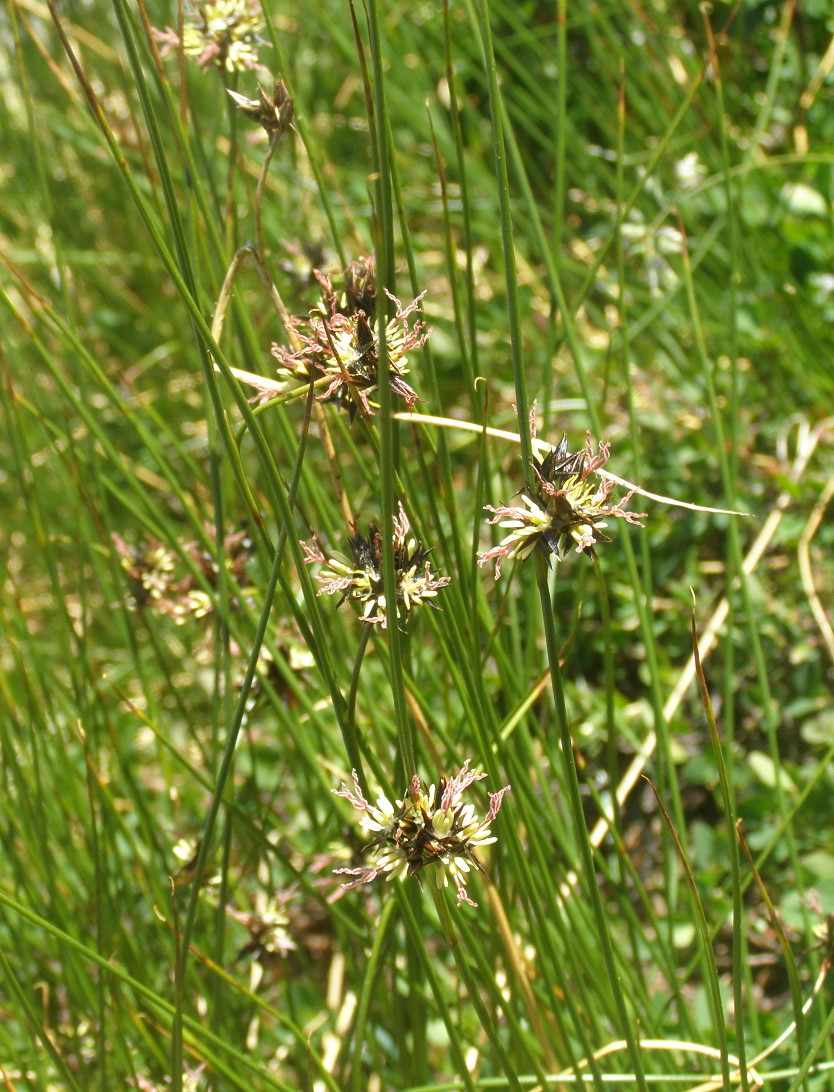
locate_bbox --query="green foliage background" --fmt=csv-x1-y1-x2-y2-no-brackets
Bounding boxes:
2,0,834,1089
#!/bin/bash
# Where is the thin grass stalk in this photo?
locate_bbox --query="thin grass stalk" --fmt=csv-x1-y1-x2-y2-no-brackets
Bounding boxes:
386,110,467,597
705,18,761,1067
8,0,75,322
258,3,347,266
363,0,415,782
691,611,749,1090
442,0,483,420
552,0,568,259
102,705,181,906
340,894,392,1090
393,887,478,1092
736,823,808,1074
427,102,475,396
405,892,430,1087
593,564,619,831
679,225,808,958
471,0,531,470
746,0,797,159
386,111,460,542
645,775,732,1092
208,428,232,763
255,130,281,255
81,722,112,1090
223,74,241,252
169,377,339,1085
496,62,598,427
784,991,834,1092
347,622,374,733
536,561,649,1092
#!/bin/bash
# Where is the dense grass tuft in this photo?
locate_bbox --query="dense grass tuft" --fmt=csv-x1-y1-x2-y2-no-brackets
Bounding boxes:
2,0,834,1088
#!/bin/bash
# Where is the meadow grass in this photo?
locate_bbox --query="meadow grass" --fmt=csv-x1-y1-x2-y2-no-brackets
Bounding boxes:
2,0,834,1089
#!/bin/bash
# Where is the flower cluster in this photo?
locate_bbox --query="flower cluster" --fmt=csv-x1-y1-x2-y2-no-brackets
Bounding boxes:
478,429,646,577
112,534,177,610
272,257,429,417
226,891,297,965
227,78,294,138
301,504,449,629
334,763,510,907
112,526,254,623
153,0,266,73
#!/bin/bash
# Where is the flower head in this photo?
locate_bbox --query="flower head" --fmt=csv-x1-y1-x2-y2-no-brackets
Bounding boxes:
334,763,510,907
153,0,266,73
272,262,429,417
111,533,177,610
112,525,255,622
301,504,449,629
478,428,646,577
227,78,293,137
227,891,297,963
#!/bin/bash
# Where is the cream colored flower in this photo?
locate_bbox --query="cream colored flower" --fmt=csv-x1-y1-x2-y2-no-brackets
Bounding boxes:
333,763,510,907
154,0,266,73
479,430,646,577
272,274,429,417
301,504,449,629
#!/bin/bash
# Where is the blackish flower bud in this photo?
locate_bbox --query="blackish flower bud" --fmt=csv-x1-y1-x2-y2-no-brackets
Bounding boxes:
344,254,377,318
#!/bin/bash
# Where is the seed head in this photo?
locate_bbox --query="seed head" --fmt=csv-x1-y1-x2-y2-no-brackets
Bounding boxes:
301,504,449,629
478,429,646,577
334,763,510,907
111,533,177,610
112,526,254,622
227,78,294,137
272,270,429,418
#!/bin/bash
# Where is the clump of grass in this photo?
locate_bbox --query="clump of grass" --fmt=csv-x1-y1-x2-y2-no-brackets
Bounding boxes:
2,0,834,1090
